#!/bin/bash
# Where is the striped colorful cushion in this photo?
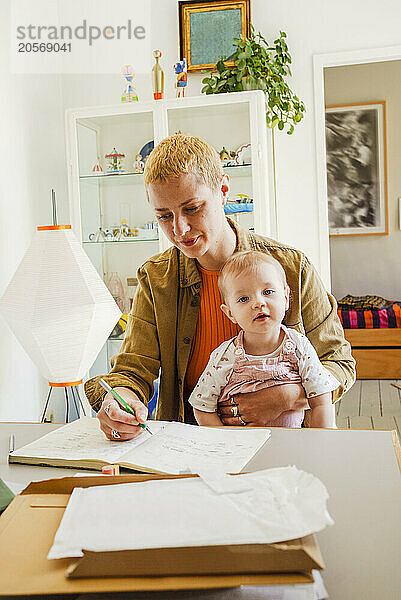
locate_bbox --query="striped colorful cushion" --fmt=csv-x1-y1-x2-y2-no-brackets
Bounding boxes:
337,303,401,329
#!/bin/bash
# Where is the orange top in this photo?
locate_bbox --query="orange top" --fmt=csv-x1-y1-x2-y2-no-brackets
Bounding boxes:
185,264,239,394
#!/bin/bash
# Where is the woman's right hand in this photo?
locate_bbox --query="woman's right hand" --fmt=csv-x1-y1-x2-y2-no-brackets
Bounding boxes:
97,387,148,441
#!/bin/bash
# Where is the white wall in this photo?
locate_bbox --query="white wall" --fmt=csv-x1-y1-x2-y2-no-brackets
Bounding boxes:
60,0,401,273
325,61,401,299
0,1,68,420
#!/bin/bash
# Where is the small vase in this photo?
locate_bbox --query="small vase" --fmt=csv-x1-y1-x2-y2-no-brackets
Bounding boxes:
105,272,126,312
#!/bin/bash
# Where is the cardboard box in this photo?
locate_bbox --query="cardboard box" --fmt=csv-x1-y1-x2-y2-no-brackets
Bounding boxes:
0,474,324,596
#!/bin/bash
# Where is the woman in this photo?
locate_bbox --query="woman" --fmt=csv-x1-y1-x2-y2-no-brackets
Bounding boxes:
84,133,355,441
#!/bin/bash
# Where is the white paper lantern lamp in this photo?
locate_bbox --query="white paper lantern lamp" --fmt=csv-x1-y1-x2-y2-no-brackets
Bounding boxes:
0,224,121,420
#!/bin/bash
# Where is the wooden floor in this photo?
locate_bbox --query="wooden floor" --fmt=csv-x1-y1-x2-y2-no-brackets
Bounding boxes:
336,380,401,440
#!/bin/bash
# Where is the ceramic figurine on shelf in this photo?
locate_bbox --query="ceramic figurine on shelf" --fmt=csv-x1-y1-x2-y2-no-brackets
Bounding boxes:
92,161,103,173
174,58,187,98
121,65,138,103
114,219,131,241
105,272,126,312
219,147,236,167
89,227,106,242
127,226,138,237
89,227,114,242
103,228,114,239
235,143,252,165
152,50,164,100
219,147,230,163
236,193,253,204
133,153,144,173
105,147,125,172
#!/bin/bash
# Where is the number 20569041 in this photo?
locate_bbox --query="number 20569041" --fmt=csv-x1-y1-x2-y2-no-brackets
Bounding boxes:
18,42,72,52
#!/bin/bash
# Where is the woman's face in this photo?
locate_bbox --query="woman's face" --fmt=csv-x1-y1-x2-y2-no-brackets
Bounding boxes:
147,172,228,261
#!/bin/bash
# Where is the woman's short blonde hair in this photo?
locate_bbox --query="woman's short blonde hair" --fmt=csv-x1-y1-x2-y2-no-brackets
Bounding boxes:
218,250,288,303
143,133,224,191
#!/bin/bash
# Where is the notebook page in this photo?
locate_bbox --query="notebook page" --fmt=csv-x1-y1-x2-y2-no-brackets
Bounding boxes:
10,417,165,465
117,422,271,474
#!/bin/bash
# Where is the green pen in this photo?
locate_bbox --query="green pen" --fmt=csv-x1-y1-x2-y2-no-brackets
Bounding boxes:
99,378,153,435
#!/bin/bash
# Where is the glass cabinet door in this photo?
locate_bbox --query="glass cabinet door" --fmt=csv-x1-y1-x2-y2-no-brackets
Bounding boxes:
164,91,273,238
71,108,160,379
167,100,254,233
67,91,273,382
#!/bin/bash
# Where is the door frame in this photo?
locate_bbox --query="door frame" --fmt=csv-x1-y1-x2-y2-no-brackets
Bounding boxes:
312,45,401,289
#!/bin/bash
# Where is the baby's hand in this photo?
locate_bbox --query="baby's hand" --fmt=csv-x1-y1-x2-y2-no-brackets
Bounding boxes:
219,384,308,426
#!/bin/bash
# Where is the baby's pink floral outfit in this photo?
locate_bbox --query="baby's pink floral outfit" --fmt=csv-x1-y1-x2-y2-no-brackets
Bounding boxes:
189,326,339,428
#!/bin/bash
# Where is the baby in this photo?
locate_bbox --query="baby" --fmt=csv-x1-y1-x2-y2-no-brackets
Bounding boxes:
189,250,339,428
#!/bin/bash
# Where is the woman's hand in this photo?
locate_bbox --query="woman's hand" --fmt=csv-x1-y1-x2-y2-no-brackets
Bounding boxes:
218,384,309,426
97,387,148,441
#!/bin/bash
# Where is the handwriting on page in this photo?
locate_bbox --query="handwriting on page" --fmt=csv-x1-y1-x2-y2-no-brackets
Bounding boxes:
119,422,270,473
158,435,257,459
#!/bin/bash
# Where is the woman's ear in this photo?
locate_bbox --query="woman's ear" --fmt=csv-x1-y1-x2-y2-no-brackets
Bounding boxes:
220,303,236,324
220,174,230,204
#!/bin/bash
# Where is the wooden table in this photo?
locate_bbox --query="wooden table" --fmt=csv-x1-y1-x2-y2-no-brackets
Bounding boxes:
1,422,400,600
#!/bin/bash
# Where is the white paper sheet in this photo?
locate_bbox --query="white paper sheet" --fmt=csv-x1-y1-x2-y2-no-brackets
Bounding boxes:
76,584,317,600
48,466,333,560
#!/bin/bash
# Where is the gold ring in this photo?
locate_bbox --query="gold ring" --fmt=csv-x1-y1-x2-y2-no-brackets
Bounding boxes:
231,405,238,417
111,429,121,439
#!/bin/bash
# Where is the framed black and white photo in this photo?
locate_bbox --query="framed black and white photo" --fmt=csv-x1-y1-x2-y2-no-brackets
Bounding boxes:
325,102,388,236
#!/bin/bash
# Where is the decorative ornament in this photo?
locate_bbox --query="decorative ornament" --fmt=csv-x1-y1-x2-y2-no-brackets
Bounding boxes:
235,143,252,165
152,50,164,100
92,161,103,173
219,147,236,167
105,147,125,172
121,65,138,103
174,58,187,98
133,153,144,173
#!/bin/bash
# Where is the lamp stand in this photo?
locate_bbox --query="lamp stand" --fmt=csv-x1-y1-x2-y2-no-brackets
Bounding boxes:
41,383,87,423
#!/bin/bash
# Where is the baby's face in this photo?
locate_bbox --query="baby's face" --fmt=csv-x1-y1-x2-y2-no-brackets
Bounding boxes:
222,263,289,334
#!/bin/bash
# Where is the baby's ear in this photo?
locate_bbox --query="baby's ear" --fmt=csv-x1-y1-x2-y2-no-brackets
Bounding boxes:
220,303,237,324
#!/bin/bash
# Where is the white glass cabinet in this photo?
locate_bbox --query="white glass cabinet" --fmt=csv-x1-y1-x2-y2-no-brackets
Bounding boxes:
65,90,275,378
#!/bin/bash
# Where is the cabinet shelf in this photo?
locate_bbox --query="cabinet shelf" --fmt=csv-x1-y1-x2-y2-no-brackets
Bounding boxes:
80,164,252,182
80,171,144,186
83,238,158,245
223,164,252,177
80,171,143,179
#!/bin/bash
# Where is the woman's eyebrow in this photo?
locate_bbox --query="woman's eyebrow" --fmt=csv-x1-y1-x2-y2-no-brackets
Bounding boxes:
155,198,199,212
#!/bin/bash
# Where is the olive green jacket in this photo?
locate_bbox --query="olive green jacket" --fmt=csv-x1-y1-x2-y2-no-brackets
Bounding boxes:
84,222,355,420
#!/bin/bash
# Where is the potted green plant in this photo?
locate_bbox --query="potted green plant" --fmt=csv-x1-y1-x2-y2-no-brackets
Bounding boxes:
201,26,305,135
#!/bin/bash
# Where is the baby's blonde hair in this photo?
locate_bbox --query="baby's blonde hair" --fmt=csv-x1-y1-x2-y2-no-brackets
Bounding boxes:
218,250,288,303
143,133,224,191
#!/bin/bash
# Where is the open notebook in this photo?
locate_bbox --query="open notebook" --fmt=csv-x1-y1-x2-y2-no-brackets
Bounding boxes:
9,417,270,475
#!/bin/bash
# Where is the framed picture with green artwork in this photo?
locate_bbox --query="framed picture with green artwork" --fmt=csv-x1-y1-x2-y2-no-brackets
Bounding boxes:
179,0,251,72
